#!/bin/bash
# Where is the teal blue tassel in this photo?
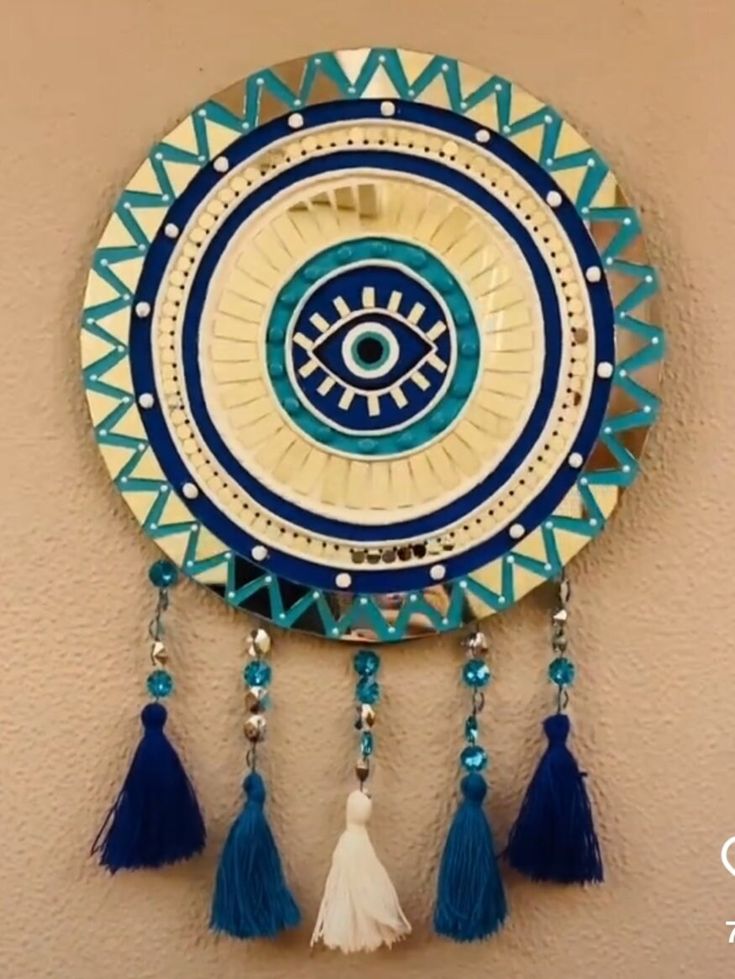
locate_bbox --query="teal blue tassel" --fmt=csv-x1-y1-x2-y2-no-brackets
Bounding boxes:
210,771,301,939
434,773,507,941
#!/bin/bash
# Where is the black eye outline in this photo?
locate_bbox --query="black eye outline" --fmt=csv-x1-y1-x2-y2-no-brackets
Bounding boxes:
309,310,439,395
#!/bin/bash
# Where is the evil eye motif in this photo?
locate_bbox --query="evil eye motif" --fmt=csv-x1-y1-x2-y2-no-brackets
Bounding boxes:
268,238,481,453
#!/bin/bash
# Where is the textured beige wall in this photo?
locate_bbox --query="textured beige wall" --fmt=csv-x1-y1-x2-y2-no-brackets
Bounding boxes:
2,1,735,977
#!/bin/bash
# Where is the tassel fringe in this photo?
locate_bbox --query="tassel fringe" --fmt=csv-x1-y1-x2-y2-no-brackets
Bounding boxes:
507,713,603,884
311,790,411,953
92,702,205,872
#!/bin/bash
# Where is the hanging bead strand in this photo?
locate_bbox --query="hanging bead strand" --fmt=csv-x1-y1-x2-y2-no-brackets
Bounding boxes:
507,573,604,884
549,572,575,710
92,559,205,872
434,627,507,941
353,649,380,787
210,626,301,940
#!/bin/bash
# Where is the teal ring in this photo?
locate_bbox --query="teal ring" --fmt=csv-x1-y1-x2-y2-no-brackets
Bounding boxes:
265,237,481,456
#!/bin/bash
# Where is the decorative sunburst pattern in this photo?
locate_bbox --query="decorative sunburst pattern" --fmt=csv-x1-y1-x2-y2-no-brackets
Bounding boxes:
81,48,664,642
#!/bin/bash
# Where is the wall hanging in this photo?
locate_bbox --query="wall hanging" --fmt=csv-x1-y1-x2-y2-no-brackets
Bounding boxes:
81,46,663,949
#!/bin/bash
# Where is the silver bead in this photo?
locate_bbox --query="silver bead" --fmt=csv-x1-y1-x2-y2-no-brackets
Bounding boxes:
150,640,168,666
244,713,267,742
464,630,489,655
246,628,271,657
552,608,568,623
245,687,267,712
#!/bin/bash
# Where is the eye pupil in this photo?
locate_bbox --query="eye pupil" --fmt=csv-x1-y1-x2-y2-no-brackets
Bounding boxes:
355,336,386,366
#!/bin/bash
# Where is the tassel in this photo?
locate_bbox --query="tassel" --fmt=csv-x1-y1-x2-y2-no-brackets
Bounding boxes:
92,702,205,872
507,713,603,884
311,790,411,953
210,770,300,939
434,772,507,941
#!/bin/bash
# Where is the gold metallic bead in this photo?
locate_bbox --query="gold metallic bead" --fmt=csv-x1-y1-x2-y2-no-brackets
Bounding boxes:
355,758,370,782
464,630,488,654
360,704,376,728
244,713,267,742
150,640,168,666
246,628,271,657
245,687,266,712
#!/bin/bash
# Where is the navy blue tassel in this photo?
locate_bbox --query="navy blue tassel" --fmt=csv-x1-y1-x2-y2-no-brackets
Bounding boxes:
210,771,301,939
507,713,603,884
92,702,205,872
434,773,507,941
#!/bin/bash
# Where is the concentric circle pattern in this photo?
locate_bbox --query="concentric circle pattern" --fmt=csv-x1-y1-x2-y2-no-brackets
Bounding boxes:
81,48,664,641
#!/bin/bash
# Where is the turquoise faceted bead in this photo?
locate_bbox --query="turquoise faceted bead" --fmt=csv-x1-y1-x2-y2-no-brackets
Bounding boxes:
148,560,178,588
354,649,380,677
462,658,491,688
460,744,488,772
549,656,576,686
361,731,374,756
356,677,380,705
244,660,272,687
147,669,173,699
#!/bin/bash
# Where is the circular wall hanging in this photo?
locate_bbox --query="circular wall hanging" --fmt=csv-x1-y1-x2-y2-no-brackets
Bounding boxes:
81,47,664,642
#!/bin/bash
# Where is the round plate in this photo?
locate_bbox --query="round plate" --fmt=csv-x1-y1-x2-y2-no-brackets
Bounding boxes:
81,47,664,642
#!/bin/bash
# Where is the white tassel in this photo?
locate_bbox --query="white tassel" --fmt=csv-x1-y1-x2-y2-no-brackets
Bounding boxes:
311,790,411,953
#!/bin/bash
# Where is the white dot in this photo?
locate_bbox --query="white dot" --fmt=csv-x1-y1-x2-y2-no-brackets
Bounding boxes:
460,100,468,109
279,612,286,619
441,617,449,625
138,392,155,409
580,477,589,486
430,564,446,581
475,128,491,144
589,518,598,526
568,452,584,469
606,256,614,266
546,190,562,208
288,112,304,129
182,482,199,499
348,86,356,94
227,590,235,599
587,157,596,167
545,521,554,529
359,597,368,605
197,154,206,163
409,594,418,603
251,544,268,562
509,523,525,539
645,274,654,283
312,591,320,599
135,301,151,317
388,625,396,633
256,77,264,86
506,556,515,564
293,98,302,107
198,109,206,117
335,572,352,589
459,580,468,589
441,63,450,72
643,405,652,414
331,627,340,635
164,223,179,239
619,368,627,378
596,361,614,379
408,88,415,96
494,82,503,91
622,464,631,473
213,156,229,173
544,113,553,124
651,336,660,345
544,563,552,571
585,266,602,283
623,216,632,226
498,596,506,604
502,124,511,134
380,101,395,117
604,426,612,435
546,157,554,166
